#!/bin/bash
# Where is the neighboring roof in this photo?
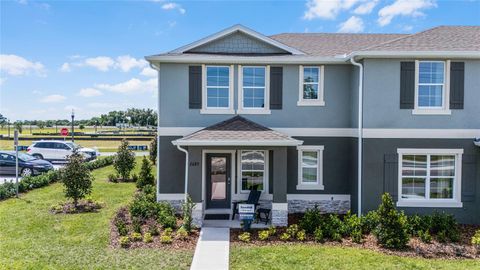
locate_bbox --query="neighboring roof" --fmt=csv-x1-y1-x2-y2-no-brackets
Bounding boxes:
172,116,303,146
269,33,407,57
361,26,480,52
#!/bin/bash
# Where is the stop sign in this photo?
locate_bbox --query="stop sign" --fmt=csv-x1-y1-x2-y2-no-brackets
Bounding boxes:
60,128,69,136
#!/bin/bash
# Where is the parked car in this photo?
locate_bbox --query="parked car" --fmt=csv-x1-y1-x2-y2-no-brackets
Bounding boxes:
27,141,99,161
0,151,54,177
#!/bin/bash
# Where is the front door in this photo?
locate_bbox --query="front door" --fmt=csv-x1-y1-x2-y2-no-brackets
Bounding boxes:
206,153,231,209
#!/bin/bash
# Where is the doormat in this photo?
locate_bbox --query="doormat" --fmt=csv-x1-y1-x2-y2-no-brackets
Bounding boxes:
204,214,230,220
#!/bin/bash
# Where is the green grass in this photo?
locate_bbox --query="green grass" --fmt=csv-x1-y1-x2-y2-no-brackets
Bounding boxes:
0,158,193,269
230,244,480,270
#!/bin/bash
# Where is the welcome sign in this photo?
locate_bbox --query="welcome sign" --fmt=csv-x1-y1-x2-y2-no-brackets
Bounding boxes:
238,204,255,221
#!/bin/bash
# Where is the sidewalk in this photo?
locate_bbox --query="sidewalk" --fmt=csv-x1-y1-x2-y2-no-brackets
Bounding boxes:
190,227,230,270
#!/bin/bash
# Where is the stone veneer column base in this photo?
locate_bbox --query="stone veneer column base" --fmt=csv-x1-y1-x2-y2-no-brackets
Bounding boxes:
287,196,350,214
192,202,204,228
272,203,288,227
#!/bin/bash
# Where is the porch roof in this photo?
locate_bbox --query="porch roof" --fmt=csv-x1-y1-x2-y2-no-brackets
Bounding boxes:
172,116,303,146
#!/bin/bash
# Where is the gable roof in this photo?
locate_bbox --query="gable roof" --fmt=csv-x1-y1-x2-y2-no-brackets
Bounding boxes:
172,116,302,146
169,24,305,55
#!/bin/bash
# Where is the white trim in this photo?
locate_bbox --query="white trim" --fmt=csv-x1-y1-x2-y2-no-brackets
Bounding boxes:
146,55,347,64
297,65,325,106
273,128,357,137
286,194,350,201
362,129,480,139
172,140,302,146
237,65,271,115
169,24,305,55
296,145,324,190
272,203,288,211
348,51,480,59
202,149,236,209
157,193,185,200
237,150,269,194
396,148,463,208
413,60,451,115
200,65,235,114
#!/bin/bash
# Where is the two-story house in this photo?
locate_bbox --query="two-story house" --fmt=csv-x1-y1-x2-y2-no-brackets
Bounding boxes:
145,25,480,227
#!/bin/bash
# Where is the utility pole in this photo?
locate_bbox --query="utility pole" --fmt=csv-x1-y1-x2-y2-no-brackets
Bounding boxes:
71,109,75,142
7,119,10,138
14,129,19,198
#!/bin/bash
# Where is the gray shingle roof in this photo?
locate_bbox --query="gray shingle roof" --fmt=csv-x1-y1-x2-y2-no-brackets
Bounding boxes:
269,33,407,56
173,116,302,146
361,26,480,52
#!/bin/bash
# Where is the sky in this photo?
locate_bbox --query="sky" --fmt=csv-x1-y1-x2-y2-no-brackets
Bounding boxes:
1,0,479,121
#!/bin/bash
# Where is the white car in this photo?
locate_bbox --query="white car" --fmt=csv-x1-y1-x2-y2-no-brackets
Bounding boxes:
27,141,100,161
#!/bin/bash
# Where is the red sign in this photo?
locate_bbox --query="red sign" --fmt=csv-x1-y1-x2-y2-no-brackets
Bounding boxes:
60,128,69,136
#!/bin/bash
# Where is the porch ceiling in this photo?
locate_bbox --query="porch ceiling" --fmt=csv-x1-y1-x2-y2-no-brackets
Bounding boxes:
172,116,302,146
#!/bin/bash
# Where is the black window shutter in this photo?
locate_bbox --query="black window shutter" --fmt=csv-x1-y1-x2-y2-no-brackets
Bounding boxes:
400,62,415,109
450,62,465,109
270,67,283,110
189,66,202,109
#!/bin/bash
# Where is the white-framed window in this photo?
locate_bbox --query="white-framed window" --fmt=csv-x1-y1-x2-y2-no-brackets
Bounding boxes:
397,148,463,208
413,60,451,115
238,65,270,114
201,65,234,114
297,65,325,106
296,145,324,190
238,150,267,193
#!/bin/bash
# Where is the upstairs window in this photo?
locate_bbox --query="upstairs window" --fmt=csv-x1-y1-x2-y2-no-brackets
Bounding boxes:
414,61,450,114
298,65,325,106
238,66,270,114
201,65,234,114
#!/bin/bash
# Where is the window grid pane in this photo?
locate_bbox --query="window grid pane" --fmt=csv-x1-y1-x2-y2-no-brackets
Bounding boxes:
241,151,265,191
302,67,320,100
243,67,265,108
418,61,444,108
301,150,318,184
206,66,229,108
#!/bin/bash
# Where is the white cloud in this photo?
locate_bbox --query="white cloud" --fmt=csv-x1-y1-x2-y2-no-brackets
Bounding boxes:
78,88,103,97
161,2,186,14
338,16,365,33
115,55,148,72
353,0,378,15
95,78,156,94
84,56,115,71
378,0,437,26
60,62,71,72
39,94,66,103
304,0,361,20
140,67,157,77
0,54,46,76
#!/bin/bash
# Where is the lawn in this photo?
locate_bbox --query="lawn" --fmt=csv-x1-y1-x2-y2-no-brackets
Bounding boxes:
230,244,480,270
0,157,194,270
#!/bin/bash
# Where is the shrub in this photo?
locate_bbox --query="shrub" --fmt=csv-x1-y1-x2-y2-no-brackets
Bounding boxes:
314,227,324,243
176,227,189,240
268,225,276,236
437,230,448,243
160,234,173,244
286,224,299,237
430,212,460,242
238,232,251,242
131,232,142,242
471,230,480,249
143,232,153,243
258,230,270,241
351,228,363,243
108,174,118,183
114,139,136,180
406,215,428,237
160,215,177,229
115,218,129,236
280,232,291,241
120,236,130,248
149,136,157,165
332,232,342,242
131,174,139,183
323,214,345,239
361,211,379,234
419,230,432,243
146,220,159,236
299,205,323,234
61,150,93,207
344,211,362,236
182,195,196,232
296,230,306,241
132,218,142,233
163,227,173,235
136,157,155,189
374,193,409,249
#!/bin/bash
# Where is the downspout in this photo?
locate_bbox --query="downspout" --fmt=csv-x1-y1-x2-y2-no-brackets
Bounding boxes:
350,56,363,217
150,63,161,199
176,145,189,202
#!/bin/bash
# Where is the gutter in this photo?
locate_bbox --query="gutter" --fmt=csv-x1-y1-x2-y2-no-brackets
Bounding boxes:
176,145,189,202
347,51,480,60
149,63,161,198
350,57,363,217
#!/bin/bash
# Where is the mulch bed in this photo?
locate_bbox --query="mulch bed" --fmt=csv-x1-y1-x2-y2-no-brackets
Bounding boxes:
231,224,480,259
109,207,199,250
50,200,103,214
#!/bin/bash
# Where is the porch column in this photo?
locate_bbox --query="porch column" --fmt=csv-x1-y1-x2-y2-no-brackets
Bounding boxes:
272,147,288,227
187,147,203,227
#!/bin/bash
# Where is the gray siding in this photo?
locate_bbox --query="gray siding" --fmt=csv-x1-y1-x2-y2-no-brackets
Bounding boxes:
363,59,480,129
362,138,480,224
158,136,185,194
159,64,355,128
188,31,287,54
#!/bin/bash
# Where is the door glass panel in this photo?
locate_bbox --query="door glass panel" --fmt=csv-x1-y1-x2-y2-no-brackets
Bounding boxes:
210,157,226,200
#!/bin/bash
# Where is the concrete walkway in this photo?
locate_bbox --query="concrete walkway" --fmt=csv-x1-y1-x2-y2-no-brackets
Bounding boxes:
190,227,230,270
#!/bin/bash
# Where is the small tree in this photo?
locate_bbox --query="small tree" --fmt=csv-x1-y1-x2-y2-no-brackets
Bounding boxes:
13,121,22,134
114,139,136,180
79,124,85,130
374,193,409,249
136,156,155,189
149,136,157,165
182,195,196,232
61,150,93,207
